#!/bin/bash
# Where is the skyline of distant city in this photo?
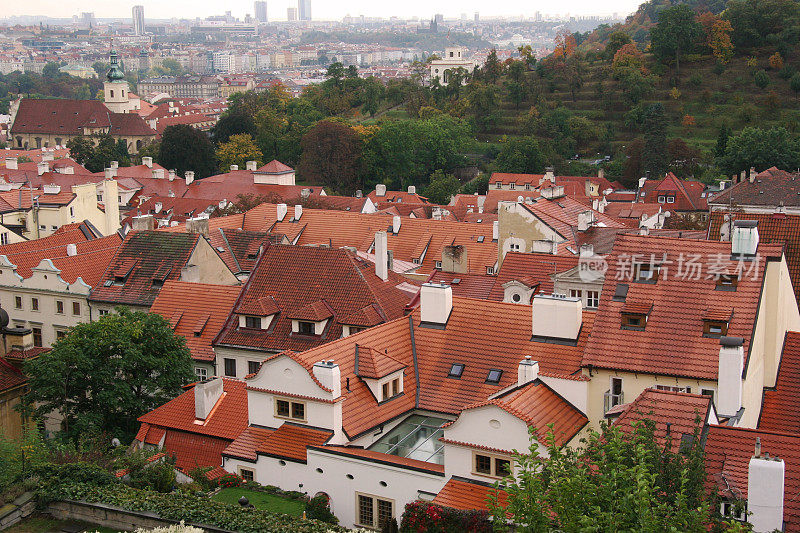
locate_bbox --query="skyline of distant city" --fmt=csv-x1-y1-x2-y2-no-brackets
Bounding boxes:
2,0,640,23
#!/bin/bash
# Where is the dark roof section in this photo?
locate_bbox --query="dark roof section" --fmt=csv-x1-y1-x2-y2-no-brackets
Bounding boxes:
710,167,800,208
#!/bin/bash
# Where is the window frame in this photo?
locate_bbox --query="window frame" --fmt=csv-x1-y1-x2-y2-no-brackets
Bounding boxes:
14,296,22,310
485,368,503,384
195,367,208,380
355,493,394,530
587,290,600,308
56,300,64,314
275,397,307,422
472,451,513,479
32,327,42,347
31,297,39,311
297,320,315,335
223,358,237,377
72,301,81,315
238,467,255,483
448,363,465,378
244,315,262,329
621,312,646,330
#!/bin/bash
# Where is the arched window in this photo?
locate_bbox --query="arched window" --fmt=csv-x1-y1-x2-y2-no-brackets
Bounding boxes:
443,69,450,84
110,89,114,98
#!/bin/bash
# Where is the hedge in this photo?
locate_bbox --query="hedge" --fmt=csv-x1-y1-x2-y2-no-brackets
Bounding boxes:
399,501,492,533
38,482,346,533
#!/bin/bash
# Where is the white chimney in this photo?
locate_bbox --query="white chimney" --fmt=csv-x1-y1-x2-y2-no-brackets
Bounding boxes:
185,171,195,185
110,160,119,170
37,162,49,176
142,156,153,168
748,447,785,533
153,168,165,179
749,167,757,183
246,160,258,171
532,294,582,341
408,185,416,194
168,169,176,181
598,168,604,180
638,176,647,189
577,211,594,232
392,215,401,234
42,152,54,162
154,201,163,214
301,188,310,199
492,220,499,241
518,356,539,386
294,204,302,220
312,360,341,398
104,168,115,180
4,157,17,170
579,244,594,257
42,184,61,195
543,168,555,182
420,283,453,326
374,231,389,281
276,203,288,222
230,164,239,171
62,166,74,175
732,221,759,257
66,243,77,256
355,190,363,198
375,184,387,197
717,336,744,418
194,377,224,420
132,214,155,231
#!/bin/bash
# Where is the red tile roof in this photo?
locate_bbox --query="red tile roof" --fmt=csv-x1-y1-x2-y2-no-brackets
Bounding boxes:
613,389,711,452
488,252,579,300
639,173,708,211
109,112,157,137
255,423,332,463
4,347,50,362
705,425,800,530
709,167,800,209
433,476,508,512
222,426,275,462
428,271,497,299
11,98,111,135
582,234,782,380
162,429,231,472
520,196,627,240
759,332,800,433
208,228,278,275
355,345,406,379
182,171,323,204
150,281,242,362
257,160,293,173
0,356,26,393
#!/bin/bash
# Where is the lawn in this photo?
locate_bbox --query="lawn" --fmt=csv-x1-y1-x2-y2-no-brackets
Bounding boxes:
211,487,305,516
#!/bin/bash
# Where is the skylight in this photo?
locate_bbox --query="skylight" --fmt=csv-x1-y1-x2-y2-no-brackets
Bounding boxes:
486,369,503,384
448,363,465,378
477,235,485,242
369,414,448,464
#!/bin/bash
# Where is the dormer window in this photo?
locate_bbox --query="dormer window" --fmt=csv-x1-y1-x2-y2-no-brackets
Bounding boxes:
621,313,646,330
704,320,728,337
244,316,262,329
435,261,442,269
525,183,531,190
658,195,665,204
716,274,739,291
634,263,659,283
381,378,401,401
297,321,315,335
666,196,675,203
510,183,516,190
486,369,503,384
448,363,465,378
496,182,502,189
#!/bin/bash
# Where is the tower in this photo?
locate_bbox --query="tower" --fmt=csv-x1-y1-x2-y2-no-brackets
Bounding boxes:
132,5,145,36
298,0,311,21
254,1,268,23
103,49,132,114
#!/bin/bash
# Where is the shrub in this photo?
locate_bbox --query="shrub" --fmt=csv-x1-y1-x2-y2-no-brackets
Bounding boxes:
30,462,117,486
217,473,242,488
779,65,797,80
129,461,176,493
754,70,770,89
400,501,492,533
187,466,216,491
305,495,338,524
689,74,703,87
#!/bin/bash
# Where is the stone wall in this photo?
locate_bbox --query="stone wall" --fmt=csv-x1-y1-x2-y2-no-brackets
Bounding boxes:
0,492,35,530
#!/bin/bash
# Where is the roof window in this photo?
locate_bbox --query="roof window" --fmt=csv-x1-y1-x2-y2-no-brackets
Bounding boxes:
448,363,465,378
486,369,503,384
716,274,739,291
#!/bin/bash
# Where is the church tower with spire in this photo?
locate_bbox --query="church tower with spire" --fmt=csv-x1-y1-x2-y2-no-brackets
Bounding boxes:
103,49,132,113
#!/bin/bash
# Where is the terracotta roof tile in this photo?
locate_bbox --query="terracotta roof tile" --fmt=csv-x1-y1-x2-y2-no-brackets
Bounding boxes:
760,332,800,433
161,429,231,472
222,426,275,462
488,252,579,300
355,345,406,379
433,476,508,512
0,356,26,392
255,423,332,463
709,168,800,208
429,271,497,299
286,299,335,321
639,173,707,211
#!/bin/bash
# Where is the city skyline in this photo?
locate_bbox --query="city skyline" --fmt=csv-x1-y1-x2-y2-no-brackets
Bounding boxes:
3,0,640,22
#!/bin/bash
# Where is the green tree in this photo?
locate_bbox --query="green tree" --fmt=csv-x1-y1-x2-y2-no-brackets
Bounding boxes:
298,120,363,194
495,136,546,174
724,0,800,49
650,4,702,74
641,103,668,178
423,170,461,205
605,31,632,60
718,126,800,175
42,62,61,79
482,49,503,84
216,133,263,172
159,125,217,179
325,62,346,88
791,73,800,99
753,69,770,89
23,308,194,443
489,420,719,532
466,82,500,133
66,135,130,173
714,124,731,158
362,77,385,117
211,109,257,145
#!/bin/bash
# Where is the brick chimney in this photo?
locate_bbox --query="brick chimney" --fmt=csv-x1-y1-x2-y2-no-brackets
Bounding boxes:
717,336,744,418
532,294,582,341
420,283,453,326
312,360,342,398
748,442,785,533
374,231,389,281
518,356,539,386
194,377,224,420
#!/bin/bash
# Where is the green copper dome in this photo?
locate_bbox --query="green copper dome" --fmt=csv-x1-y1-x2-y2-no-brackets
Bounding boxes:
106,49,125,82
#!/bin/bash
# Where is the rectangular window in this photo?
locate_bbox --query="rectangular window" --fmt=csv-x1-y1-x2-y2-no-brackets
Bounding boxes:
495,458,511,476
291,401,305,420
275,398,306,421
56,300,64,314
703,321,728,337
382,382,390,401
0,233,8,245
634,263,659,283
473,452,511,478
509,183,515,190
248,361,260,375
99,309,109,316
435,261,442,269
238,468,254,482
391,378,400,396
655,385,691,393
621,313,646,330
224,358,236,377
244,316,262,329
486,266,495,275
587,291,600,308
276,399,290,418
716,274,739,291
569,289,583,299
72,301,81,315
298,321,315,335
667,196,675,203
31,297,39,311
448,363,465,378
14,296,22,309
195,367,208,380
475,453,492,474
486,369,503,384
32,327,42,347
356,494,394,529
56,329,67,340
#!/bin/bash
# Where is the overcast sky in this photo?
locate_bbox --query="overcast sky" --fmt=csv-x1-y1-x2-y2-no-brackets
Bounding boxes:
5,0,642,21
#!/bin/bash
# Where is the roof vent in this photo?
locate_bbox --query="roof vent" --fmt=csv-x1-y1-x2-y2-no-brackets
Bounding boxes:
612,283,629,302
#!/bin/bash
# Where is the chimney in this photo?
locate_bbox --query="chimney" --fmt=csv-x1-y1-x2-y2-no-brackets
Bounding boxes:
294,204,302,221
110,160,119,170
153,168,165,179
300,188,310,199
638,176,647,189
154,201,163,213
408,185,416,194
492,220,499,241
543,167,555,183
374,231,389,281
749,167,757,183
62,166,75,175
375,184,386,197
518,356,539,386
717,336,744,418
246,160,258,171
577,211,594,232
5,157,17,170
132,214,155,231
142,156,153,168
420,282,453,326
740,170,746,184
312,360,342,398
66,243,77,256
230,164,239,171
168,169,176,181
194,377,224,420
732,221,759,257
37,161,49,175
185,171,195,185
532,294,582,341
42,152,54,162
392,215,401,234
276,203,288,222
541,185,565,199
355,190,363,198
748,448,785,532
441,244,468,274
579,244,594,257
43,184,61,195
598,168,604,180
187,216,210,238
